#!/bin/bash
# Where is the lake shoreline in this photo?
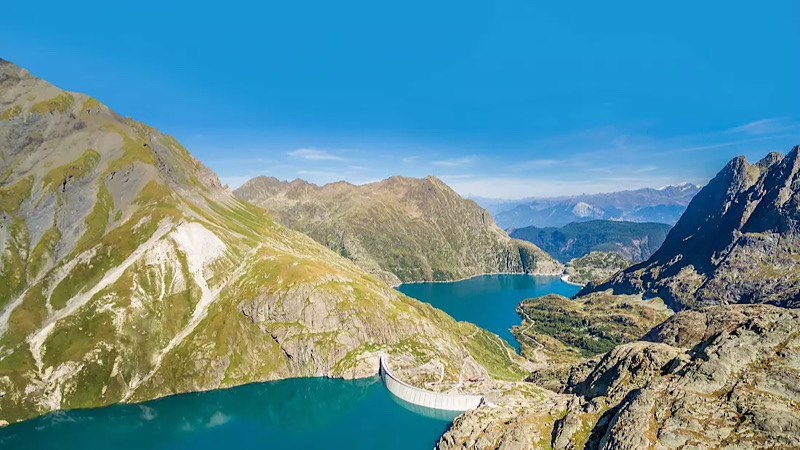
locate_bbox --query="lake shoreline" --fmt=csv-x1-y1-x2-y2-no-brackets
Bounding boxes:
391,271,564,288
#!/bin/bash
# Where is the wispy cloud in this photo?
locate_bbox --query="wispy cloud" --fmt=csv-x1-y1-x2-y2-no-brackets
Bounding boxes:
288,148,346,161
438,174,474,180
633,165,658,173
432,156,475,167
730,118,799,136
402,156,419,164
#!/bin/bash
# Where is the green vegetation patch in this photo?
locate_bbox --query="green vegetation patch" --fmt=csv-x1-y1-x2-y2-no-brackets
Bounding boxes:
0,104,21,119
27,227,60,280
0,284,48,348
30,92,74,115
465,328,527,381
514,293,672,359
0,176,33,215
42,149,101,192
103,125,157,175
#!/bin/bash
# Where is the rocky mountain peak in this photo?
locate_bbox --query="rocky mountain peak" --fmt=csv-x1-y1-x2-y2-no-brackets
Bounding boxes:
584,147,800,310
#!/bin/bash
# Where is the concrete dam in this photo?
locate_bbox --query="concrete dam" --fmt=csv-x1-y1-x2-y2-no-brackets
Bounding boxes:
379,354,486,412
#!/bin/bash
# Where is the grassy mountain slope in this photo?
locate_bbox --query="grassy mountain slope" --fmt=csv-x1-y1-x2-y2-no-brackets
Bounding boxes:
0,60,523,424
233,175,561,285
510,220,671,263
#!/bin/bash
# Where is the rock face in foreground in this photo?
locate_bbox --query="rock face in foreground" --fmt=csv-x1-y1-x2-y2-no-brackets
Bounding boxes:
584,149,800,310
234,175,561,285
438,304,800,449
0,60,519,424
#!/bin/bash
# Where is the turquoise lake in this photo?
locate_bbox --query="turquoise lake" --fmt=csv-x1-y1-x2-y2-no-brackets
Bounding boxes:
0,377,458,450
2,274,577,449
397,274,581,350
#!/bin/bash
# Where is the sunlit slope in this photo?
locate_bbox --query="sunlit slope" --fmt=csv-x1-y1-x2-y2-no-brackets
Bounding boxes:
235,175,562,285
0,59,522,424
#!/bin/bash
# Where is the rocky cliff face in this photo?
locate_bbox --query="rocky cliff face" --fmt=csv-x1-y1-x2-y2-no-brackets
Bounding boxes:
438,304,800,449
0,60,521,424
583,149,800,310
234,175,561,285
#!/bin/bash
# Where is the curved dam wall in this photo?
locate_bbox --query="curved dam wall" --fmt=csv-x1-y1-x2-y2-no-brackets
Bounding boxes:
379,354,485,412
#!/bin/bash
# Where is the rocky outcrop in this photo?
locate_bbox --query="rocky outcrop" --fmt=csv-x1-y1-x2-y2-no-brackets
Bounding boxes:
563,251,631,286
438,304,800,449
0,59,521,424
233,175,561,285
583,149,800,310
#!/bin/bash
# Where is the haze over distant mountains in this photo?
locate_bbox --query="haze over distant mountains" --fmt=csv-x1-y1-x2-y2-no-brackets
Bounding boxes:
473,183,702,229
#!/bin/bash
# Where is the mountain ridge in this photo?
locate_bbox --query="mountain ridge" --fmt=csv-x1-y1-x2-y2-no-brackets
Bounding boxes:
234,174,562,285
582,147,800,310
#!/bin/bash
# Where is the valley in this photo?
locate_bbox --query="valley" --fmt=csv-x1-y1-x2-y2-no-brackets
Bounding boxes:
1,57,798,450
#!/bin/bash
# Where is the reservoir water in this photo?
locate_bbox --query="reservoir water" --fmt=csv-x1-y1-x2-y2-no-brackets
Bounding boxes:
0,377,457,450
3,275,576,449
397,274,581,350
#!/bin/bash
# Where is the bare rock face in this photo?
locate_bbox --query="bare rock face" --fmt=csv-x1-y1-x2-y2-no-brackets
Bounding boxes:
233,175,561,285
583,149,800,310
438,304,800,450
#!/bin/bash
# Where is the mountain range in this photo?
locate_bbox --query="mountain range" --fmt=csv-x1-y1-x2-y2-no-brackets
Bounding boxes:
233,175,561,286
0,60,519,424
510,220,672,263
475,183,701,229
584,149,800,310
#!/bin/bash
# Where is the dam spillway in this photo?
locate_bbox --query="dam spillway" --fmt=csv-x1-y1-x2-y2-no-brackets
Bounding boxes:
378,354,485,412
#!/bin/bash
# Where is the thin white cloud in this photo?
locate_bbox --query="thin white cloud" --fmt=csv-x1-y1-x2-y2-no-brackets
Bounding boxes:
288,148,346,161
432,156,475,167
633,165,658,174
730,118,799,136
402,156,419,164
438,174,474,180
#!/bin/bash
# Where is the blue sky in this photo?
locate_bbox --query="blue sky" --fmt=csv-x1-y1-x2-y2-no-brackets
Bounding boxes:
2,1,798,198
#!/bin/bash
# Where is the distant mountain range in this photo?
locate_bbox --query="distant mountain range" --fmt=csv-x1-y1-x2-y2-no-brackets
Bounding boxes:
472,183,702,229
509,220,672,263
233,175,561,285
